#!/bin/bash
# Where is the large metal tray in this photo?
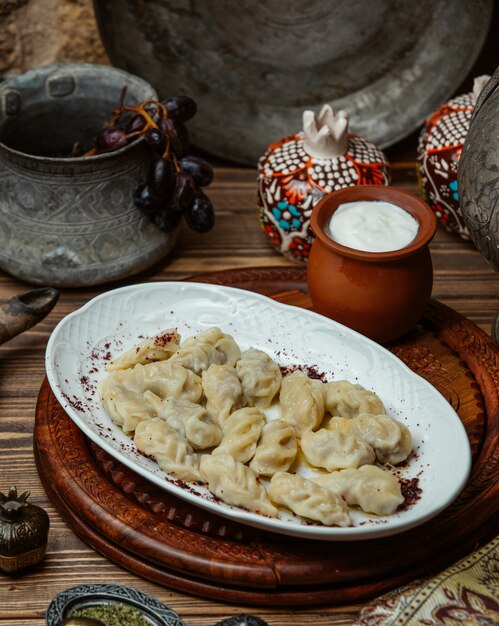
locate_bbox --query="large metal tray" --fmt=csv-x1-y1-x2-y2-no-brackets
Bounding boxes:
93,0,493,164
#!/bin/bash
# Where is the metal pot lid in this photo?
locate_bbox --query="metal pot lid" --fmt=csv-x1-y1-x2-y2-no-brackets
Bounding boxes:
93,0,493,165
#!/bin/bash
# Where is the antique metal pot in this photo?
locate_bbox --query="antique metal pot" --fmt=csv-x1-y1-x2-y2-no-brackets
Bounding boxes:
458,69,499,272
0,63,179,287
459,69,499,341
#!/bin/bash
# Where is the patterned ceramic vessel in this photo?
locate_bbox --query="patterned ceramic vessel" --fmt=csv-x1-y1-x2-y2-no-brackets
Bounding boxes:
0,63,179,287
416,75,490,240
458,69,499,271
257,106,390,262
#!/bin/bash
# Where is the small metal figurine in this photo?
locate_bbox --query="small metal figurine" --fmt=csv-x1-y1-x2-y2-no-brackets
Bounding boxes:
0,486,50,573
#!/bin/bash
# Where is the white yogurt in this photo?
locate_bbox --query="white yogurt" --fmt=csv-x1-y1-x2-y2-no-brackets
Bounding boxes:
327,200,419,252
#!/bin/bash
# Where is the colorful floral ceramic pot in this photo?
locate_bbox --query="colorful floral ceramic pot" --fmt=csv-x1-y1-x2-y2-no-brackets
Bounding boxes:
416,75,489,240
257,106,390,262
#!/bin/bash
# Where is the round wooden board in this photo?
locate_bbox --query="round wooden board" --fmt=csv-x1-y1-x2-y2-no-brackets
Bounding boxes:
34,267,499,607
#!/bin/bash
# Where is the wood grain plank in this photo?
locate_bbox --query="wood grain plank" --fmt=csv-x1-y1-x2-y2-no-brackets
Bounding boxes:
0,162,497,625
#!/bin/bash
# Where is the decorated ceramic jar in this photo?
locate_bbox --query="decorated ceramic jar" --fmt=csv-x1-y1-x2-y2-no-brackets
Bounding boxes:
416,75,490,240
257,106,390,262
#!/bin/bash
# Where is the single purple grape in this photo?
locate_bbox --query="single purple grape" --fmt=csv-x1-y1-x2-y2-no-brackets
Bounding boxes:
158,117,189,158
95,127,127,152
144,128,166,155
179,155,214,187
162,96,197,122
127,113,146,134
133,184,160,215
153,202,183,232
184,191,215,233
147,158,175,200
172,171,196,211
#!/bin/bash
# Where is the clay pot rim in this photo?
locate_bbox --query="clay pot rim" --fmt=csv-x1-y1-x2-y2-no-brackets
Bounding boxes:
310,185,437,262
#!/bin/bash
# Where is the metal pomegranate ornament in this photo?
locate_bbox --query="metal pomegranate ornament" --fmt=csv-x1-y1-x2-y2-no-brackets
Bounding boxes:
0,486,49,573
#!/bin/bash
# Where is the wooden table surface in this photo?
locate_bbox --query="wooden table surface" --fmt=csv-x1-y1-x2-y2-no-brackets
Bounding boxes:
0,156,498,626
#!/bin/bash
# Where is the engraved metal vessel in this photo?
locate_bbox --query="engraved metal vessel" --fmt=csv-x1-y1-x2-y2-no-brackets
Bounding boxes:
0,63,179,287
458,69,499,272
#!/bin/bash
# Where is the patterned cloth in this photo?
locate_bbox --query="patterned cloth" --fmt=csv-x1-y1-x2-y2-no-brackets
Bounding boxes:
354,535,498,625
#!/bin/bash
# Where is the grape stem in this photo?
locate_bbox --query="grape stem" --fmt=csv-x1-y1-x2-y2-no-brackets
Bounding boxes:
171,152,180,172
117,86,128,110
82,98,171,157
121,105,157,131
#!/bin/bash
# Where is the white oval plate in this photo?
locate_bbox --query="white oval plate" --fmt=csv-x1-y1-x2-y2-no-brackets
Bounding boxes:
45,282,471,541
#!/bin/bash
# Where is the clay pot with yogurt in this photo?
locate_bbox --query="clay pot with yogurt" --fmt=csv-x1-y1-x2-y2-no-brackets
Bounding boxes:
308,186,437,343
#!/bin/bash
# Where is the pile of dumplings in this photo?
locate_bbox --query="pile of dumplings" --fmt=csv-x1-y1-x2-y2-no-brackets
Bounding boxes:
98,326,412,527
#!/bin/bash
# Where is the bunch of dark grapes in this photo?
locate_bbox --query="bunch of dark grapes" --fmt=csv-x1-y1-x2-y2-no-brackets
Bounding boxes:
86,92,214,233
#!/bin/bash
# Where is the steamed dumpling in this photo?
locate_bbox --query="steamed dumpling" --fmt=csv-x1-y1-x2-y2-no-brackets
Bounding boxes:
300,428,375,471
170,327,241,374
200,453,277,517
202,363,243,425
236,348,282,408
314,465,404,515
99,322,414,526
107,329,180,371
143,391,222,450
323,380,386,418
279,370,325,437
98,360,202,433
249,419,297,477
98,377,154,434
134,418,202,483
107,359,202,402
328,414,412,464
212,407,265,463
268,472,350,527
